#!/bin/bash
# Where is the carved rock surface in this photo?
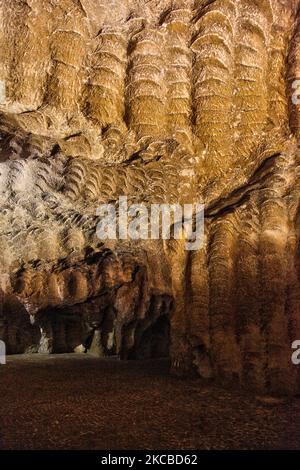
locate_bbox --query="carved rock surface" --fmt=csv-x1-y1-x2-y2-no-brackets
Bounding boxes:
0,0,300,394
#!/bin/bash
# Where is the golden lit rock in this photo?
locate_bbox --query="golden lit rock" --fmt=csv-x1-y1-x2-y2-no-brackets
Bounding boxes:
0,0,300,395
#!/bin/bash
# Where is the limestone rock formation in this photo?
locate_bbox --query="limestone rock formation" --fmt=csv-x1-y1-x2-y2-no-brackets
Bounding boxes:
0,0,300,394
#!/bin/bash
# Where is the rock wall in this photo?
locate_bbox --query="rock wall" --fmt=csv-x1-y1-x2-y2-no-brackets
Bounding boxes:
0,0,300,394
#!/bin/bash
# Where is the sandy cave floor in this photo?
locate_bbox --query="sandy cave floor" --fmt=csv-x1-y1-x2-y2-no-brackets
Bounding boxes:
0,355,300,450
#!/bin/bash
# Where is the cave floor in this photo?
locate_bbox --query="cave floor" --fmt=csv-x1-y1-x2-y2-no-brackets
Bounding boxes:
0,355,299,450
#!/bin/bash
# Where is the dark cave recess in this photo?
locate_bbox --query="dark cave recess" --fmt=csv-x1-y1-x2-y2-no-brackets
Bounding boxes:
0,293,172,360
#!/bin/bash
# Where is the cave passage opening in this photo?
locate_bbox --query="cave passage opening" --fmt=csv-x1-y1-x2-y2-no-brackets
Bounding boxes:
2,293,172,362
37,305,171,361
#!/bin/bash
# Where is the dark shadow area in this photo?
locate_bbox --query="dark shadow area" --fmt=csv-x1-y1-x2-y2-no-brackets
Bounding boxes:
128,314,170,360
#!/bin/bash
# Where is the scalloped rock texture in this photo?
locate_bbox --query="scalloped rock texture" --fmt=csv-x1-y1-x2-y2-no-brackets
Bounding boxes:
1,0,300,394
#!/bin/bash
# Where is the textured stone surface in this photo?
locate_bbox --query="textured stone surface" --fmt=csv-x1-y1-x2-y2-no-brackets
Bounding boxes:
0,0,300,393
1,355,300,450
